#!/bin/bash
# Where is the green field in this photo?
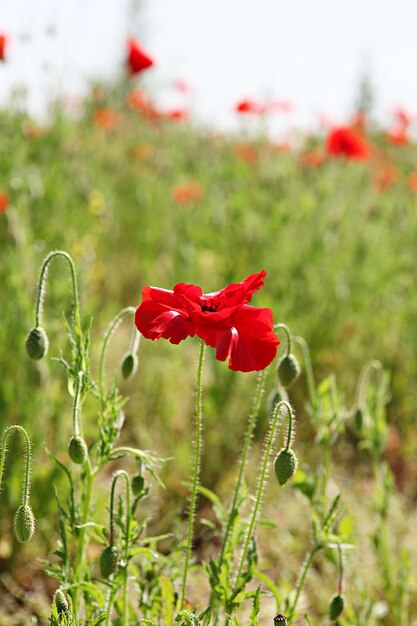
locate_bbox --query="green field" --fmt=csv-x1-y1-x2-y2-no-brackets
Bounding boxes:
1,84,417,624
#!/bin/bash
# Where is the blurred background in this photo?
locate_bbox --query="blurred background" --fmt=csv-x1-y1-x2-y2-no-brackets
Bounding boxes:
1,1,417,624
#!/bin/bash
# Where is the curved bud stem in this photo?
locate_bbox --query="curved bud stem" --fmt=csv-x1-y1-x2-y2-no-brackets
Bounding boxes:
274,323,293,355
34,250,81,331
72,371,84,437
234,400,293,592
0,425,32,507
294,335,317,406
98,307,136,400
108,470,131,626
282,401,295,451
356,359,383,408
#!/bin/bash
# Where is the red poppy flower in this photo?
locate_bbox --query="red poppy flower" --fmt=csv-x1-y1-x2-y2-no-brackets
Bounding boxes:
171,180,203,204
393,107,410,128
126,37,154,76
326,126,370,160
407,172,417,192
0,192,9,213
163,108,189,122
386,127,409,146
235,99,264,115
92,107,120,130
135,271,279,372
0,34,6,61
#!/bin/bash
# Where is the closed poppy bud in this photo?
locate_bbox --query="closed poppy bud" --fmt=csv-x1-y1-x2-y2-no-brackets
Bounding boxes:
14,504,36,543
132,474,145,496
329,593,345,620
25,326,49,360
100,545,118,578
53,589,69,615
274,448,298,486
120,352,138,380
68,436,88,464
277,354,300,388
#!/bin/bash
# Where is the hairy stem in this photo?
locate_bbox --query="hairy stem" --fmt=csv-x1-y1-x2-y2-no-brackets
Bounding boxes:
180,339,205,609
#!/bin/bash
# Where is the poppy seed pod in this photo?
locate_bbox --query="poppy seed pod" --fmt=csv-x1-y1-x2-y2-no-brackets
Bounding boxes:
14,504,35,543
25,326,49,360
132,474,145,496
120,352,138,380
53,589,69,615
329,593,345,620
100,545,118,578
273,615,288,625
68,435,88,465
274,448,298,486
277,354,300,388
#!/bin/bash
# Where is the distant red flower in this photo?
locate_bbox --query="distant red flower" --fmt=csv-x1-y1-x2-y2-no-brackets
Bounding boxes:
235,99,264,115
0,192,9,214
373,163,400,192
234,142,257,164
393,107,410,128
173,79,194,94
163,108,189,123
386,127,409,146
127,89,161,122
171,181,203,204
264,99,293,114
407,172,417,192
326,126,370,160
0,34,6,61
299,149,326,168
93,108,120,130
126,37,154,76
135,270,279,372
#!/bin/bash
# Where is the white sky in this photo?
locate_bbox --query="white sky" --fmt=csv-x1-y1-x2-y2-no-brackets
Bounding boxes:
0,0,416,132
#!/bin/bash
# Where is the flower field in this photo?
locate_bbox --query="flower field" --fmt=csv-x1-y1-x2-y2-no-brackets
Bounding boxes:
1,36,417,624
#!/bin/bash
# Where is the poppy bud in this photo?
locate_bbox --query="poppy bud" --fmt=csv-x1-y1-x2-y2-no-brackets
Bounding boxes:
14,504,35,543
120,352,138,380
273,615,288,625
329,593,345,620
267,387,288,415
277,354,300,388
68,435,88,464
25,326,49,360
53,589,69,615
100,545,118,578
274,448,298,486
132,474,145,496
353,407,364,432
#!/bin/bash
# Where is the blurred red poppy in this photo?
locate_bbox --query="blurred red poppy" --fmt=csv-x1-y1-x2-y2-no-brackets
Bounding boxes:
386,128,409,146
235,99,264,115
171,181,203,204
373,163,400,192
0,34,6,61
126,37,154,76
163,108,189,123
299,149,326,168
393,107,410,128
0,192,9,213
173,79,194,94
135,270,279,372
407,172,417,192
326,126,370,160
93,108,120,130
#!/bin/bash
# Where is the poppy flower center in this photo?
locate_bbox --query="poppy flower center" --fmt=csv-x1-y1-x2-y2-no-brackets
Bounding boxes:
199,297,223,313
200,302,220,313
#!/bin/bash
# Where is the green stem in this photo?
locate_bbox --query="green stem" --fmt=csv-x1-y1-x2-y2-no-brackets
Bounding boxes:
293,336,317,407
234,400,290,592
0,425,32,506
35,250,81,330
356,360,383,408
108,470,131,626
98,307,136,401
274,323,293,354
72,371,84,437
218,369,266,566
72,462,95,615
180,339,205,609
337,543,344,595
287,544,321,621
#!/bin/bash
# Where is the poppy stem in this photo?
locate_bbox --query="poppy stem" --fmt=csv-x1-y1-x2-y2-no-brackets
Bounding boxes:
274,322,293,355
180,339,205,610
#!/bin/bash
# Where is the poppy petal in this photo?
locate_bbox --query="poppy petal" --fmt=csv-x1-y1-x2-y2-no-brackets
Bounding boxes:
207,270,267,308
228,306,279,372
135,301,193,344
